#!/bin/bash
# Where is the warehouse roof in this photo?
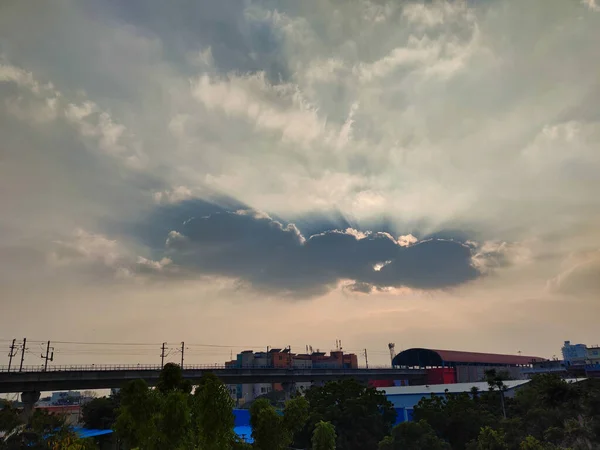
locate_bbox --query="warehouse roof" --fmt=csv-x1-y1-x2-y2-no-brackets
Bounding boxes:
379,378,585,397
392,348,545,367
379,380,531,396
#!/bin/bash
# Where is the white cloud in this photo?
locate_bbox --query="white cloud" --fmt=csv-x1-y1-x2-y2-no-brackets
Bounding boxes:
548,250,600,296
166,231,189,250
153,186,194,204
50,229,177,280
191,72,326,146
65,101,144,168
50,229,121,268
1,60,144,169
582,0,600,12
355,36,441,82
471,241,533,274
398,234,418,247
0,62,58,96
304,58,346,83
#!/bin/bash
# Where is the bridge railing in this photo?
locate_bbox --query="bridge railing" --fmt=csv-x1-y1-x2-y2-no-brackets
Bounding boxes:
0,364,226,373
0,364,399,373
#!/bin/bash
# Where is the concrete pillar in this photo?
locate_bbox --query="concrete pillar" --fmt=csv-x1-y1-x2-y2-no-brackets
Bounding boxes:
20,390,40,421
281,382,295,400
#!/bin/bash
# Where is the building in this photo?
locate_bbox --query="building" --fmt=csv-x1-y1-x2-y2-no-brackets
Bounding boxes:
225,348,359,403
392,348,545,383
562,340,600,378
521,359,568,378
35,405,82,425
562,341,589,366
50,391,82,406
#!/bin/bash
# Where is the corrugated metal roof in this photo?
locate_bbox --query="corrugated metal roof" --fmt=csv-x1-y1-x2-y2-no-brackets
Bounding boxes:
379,379,531,396
379,378,586,396
392,348,545,367
432,349,545,365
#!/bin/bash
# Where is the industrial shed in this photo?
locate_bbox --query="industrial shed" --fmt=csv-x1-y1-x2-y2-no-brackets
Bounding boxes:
392,348,546,383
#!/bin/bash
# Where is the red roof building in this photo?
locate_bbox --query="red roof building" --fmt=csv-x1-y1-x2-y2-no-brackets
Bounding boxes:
392,348,545,368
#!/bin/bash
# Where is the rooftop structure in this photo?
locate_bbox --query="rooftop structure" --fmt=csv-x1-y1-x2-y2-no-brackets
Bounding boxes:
392,348,544,368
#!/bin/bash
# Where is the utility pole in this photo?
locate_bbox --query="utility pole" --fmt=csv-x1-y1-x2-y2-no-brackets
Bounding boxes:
7,339,17,372
41,341,54,371
180,341,185,367
363,349,369,369
19,338,27,372
160,343,167,368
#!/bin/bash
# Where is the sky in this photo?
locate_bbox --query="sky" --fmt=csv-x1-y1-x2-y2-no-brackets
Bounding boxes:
1,0,600,368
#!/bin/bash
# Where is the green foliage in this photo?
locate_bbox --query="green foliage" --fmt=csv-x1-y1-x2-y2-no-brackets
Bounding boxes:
282,396,309,438
48,433,98,450
467,427,508,450
518,436,561,450
156,363,192,394
413,392,497,449
81,395,119,429
378,420,450,450
114,379,160,449
0,400,21,433
297,379,396,450
390,374,600,450
0,408,94,450
249,399,287,450
248,396,309,450
192,372,236,450
114,369,243,450
312,421,336,450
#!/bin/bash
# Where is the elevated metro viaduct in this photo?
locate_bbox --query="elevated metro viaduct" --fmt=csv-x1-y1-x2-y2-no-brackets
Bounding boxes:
0,365,427,414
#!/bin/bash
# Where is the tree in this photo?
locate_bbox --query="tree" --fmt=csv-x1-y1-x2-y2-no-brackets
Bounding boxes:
518,436,561,450
0,409,94,450
250,398,287,450
0,400,20,434
156,362,192,394
312,421,336,450
414,392,497,449
48,434,98,450
114,379,160,449
192,372,236,450
249,396,309,450
378,420,450,450
467,427,508,450
114,366,244,450
297,379,396,450
282,396,309,440
81,395,119,429
485,370,508,419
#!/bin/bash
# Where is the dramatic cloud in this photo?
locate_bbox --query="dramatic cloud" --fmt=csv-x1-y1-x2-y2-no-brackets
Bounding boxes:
160,209,479,296
1,0,600,358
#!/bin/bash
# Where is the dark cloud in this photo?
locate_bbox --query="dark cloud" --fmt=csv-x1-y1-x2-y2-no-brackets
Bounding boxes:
346,282,375,294
158,209,480,296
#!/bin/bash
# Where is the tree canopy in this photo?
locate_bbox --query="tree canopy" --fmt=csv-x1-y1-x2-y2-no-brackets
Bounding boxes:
295,379,396,450
394,374,600,450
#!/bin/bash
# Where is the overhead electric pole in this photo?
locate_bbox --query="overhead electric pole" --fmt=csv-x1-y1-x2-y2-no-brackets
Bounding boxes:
161,343,167,368
180,341,185,367
363,348,369,369
19,338,27,372
41,341,54,371
7,339,17,372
